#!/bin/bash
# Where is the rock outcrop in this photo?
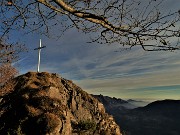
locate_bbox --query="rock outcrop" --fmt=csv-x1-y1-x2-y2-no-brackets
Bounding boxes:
0,72,121,135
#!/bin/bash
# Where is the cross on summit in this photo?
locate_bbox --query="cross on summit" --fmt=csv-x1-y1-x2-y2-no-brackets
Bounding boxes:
34,39,46,72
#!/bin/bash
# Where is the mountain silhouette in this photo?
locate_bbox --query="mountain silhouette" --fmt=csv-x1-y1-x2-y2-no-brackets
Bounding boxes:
95,95,180,135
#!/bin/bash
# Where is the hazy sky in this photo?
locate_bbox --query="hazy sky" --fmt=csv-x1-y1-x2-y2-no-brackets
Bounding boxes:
7,1,180,101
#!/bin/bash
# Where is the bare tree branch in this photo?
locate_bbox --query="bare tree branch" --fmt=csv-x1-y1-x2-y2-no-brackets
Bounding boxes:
0,39,23,87
1,0,180,51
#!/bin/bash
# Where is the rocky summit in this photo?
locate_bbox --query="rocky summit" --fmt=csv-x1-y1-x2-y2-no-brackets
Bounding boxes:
0,72,121,135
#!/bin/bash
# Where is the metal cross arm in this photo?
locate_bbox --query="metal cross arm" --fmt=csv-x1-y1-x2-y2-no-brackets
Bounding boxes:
34,39,46,72
34,46,46,50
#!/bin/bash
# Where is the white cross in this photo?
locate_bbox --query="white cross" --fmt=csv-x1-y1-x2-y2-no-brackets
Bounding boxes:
34,39,46,72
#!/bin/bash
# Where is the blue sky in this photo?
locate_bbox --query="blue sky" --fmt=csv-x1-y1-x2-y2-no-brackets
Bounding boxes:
12,28,180,102
4,1,180,101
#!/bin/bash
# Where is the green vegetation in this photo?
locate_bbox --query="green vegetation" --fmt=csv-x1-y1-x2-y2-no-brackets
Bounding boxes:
73,119,97,134
78,119,96,131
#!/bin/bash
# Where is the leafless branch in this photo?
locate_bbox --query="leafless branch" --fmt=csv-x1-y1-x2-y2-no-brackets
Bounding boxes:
0,0,180,51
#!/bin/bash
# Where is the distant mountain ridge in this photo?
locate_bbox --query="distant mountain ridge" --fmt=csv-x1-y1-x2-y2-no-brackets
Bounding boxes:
94,95,180,135
92,95,137,110
142,99,180,110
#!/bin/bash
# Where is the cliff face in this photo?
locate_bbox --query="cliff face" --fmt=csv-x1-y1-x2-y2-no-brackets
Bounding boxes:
0,72,121,135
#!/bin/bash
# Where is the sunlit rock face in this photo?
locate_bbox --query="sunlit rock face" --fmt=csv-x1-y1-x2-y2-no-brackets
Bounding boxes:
0,72,122,135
